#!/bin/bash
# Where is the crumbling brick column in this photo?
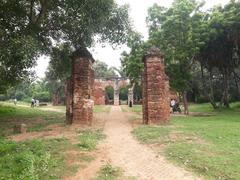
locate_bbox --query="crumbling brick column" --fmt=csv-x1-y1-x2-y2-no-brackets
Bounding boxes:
142,47,170,124
128,87,134,106
114,79,119,106
66,48,94,125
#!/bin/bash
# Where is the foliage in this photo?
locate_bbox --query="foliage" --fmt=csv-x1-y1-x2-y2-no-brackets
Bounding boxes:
120,31,146,83
196,1,240,108
1,79,51,102
44,43,73,104
105,86,114,101
93,60,118,79
0,0,131,91
121,0,240,111
119,87,128,100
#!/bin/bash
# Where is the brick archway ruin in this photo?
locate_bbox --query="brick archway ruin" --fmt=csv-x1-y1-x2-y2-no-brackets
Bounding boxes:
93,78,131,106
66,47,170,125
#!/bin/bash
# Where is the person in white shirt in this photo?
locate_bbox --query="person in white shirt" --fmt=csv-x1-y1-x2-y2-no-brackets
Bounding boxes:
170,99,176,108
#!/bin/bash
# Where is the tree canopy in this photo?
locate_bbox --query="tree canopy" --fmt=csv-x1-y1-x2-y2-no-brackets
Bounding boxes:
121,0,240,111
0,0,131,92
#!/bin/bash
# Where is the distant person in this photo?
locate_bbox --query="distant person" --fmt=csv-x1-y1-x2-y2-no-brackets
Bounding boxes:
170,99,181,113
170,99,176,108
14,98,17,105
129,100,132,108
31,98,35,107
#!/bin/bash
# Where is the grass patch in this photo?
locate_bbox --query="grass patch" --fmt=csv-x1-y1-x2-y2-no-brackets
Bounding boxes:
0,103,64,136
93,105,111,113
132,126,170,144
121,105,142,114
132,102,240,179
95,164,123,180
77,130,106,151
0,137,78,180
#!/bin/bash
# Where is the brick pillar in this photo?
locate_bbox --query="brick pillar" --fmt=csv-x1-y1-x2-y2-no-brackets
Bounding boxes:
142,47,170,124
66,48,94,125
128,87,134,106
114,79,119,106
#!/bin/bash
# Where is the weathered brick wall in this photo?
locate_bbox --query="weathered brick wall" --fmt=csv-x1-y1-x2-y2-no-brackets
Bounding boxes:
92,79,129,105
142,47,170,124
93,81,106,105
66,48,94,125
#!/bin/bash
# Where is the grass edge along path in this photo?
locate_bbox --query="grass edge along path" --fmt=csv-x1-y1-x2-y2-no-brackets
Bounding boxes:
131,103,240,180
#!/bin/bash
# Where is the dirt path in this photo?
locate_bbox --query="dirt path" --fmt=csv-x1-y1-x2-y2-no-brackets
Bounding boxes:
104,106,198,180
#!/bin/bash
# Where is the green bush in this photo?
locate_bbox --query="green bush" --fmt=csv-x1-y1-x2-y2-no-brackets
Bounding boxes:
34,91,51,102
0,94,8,101
15,91,27,100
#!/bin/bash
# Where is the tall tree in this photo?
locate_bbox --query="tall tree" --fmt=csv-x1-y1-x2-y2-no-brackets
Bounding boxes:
147,0,206,114
93,60,117,79
120,31,146,84
198,1,240,108
0,0,131,92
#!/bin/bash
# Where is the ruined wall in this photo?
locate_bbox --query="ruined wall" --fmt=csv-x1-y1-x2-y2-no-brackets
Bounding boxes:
128,87,134,106
66,48,94,125
142,47,170,124
93,81,106,105
93,79,129,105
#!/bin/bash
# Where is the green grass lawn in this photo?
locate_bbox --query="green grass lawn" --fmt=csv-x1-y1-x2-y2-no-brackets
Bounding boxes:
0,103,65,136
0,102,109,179
131,102,240,179
0,102,111,136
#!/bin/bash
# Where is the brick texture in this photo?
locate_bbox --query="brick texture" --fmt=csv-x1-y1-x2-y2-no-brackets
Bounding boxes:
142,47,170,124
66,48,94,125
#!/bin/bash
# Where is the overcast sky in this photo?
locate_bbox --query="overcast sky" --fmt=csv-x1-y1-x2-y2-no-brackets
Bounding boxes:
34,0,230,78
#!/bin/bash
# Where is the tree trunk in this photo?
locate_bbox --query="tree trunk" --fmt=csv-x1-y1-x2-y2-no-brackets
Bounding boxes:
64,83,67,105
209,70,218,109
200,64,217,109
52,89,61,106
233,71,240,99
221,68,230,108
182,90,189,115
